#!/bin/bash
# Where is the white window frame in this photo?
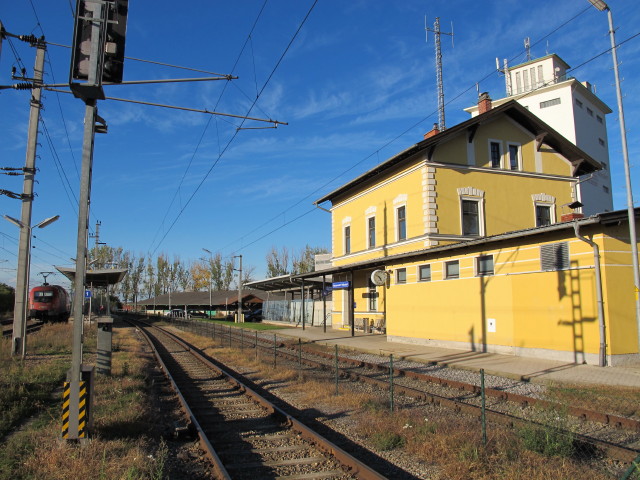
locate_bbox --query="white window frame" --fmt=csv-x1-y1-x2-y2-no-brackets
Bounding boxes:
488,139,502,169
475,255,494,276
344,224,351,255
396,204,407,242
396,268,407,284
506,142,522,171
444,260,460,280
366,215,376,249
418,264,431,282
534,202,555,227
460,195,485,237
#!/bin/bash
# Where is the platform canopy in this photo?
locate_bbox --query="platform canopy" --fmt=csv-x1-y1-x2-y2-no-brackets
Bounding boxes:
55,266,128,287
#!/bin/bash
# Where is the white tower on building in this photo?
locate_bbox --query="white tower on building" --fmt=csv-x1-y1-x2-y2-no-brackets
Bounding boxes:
465,54,613,216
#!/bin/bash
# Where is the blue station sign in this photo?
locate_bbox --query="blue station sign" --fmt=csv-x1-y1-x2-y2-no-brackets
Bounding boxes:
332,281,350,289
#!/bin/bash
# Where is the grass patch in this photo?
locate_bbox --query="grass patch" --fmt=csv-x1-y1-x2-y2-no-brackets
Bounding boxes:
548,383,640,419
0,321,172,480
0,325,70,439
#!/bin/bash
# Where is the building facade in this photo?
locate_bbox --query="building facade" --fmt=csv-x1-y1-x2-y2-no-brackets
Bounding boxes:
465,54,613,215
310,100,639,365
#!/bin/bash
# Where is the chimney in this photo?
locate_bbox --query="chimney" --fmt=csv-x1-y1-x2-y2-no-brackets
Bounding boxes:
561,212,585,223
424,123,439,140
478,92,492,114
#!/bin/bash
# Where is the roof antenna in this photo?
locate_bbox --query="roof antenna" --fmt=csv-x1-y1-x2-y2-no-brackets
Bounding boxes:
524,37,531,61
425,16,454,132
496,57,511,96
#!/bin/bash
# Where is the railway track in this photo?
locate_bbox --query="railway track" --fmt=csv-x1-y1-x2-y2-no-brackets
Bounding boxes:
171,318,640,464
131,318,388,480
2,319,44,338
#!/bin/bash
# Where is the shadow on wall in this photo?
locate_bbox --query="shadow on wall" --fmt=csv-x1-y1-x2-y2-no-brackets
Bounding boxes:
557,260,596,364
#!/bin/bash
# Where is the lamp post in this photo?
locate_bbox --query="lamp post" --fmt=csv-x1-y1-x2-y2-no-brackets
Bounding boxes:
3,214,59,358
587,0,640,354
233,255,243,323
202,248,213,318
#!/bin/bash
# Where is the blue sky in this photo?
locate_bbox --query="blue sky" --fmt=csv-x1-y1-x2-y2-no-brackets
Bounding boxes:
1,0,639,290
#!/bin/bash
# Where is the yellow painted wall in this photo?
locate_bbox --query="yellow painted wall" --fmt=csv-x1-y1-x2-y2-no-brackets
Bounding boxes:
329,122,577,268
600,223,640,354
435,167,574,236
358,230,638,358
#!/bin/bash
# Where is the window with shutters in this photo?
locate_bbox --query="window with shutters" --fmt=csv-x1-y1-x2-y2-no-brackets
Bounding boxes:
540,242,569,271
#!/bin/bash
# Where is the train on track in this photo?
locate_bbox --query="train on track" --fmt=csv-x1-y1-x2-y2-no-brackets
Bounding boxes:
29,284,71,323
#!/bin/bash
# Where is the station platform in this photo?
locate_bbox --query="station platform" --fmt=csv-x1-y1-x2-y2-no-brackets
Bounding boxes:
273,325,640,388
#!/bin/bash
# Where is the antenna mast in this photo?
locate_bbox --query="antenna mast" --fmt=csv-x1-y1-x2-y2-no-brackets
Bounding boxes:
496,58,512,96
524,37,531,61
426,16,453,132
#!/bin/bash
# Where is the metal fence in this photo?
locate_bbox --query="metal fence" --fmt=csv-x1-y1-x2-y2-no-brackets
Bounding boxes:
262,299,332,327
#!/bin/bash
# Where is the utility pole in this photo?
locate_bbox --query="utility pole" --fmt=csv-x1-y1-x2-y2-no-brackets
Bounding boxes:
234,255,243,323
11,37,46,357
66,0,123,442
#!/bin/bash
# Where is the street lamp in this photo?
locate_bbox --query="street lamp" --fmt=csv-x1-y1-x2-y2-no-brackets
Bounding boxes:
587,0,640,354
202,248,213,318
3,214,59,358
233,255,243,323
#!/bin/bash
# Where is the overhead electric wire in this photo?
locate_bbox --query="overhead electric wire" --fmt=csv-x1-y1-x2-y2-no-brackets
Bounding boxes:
221,3,629,256
149,0,318,257
40,118,80,212
147,0,271,252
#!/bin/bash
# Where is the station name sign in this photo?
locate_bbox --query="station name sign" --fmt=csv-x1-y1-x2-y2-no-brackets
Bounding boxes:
332,281,350,289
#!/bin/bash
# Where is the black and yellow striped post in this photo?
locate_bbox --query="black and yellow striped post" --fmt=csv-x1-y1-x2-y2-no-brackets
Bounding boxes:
61,382,70,439
61,380,87,439
61,366,94,441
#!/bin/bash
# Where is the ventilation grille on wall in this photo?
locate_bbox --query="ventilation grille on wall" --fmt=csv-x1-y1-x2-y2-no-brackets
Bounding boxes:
540,242,569,271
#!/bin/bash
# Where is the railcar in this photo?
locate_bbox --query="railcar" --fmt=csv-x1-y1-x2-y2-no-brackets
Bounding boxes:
29,285,71,323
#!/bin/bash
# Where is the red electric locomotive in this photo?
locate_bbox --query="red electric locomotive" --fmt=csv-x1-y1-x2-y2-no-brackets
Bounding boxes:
29,285,71,323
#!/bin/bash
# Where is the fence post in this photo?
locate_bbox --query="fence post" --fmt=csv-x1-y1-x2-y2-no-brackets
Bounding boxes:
480,368,487,447
390,354,394,413
620,454,640,480
334,344,339,396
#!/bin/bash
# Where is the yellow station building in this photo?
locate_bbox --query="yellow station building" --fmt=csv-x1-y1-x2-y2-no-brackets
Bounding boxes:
310,99,639,366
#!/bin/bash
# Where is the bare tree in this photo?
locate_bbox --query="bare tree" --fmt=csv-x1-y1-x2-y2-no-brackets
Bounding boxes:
292,245,329,274
266,246,290,277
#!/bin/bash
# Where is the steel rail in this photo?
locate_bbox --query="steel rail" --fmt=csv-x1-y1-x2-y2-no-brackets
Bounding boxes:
187,321,639,464
131,319,232,479
129,317,388,479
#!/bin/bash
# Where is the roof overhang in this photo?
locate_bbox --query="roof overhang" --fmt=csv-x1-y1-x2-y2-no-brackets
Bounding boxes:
290,208,639,280
315,100,601,205
55,266,128,287
244,274,329,292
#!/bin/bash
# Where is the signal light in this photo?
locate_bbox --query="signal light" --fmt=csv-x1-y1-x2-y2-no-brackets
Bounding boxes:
70,0,128,85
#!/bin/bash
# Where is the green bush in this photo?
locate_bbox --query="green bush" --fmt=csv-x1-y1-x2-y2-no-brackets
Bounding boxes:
370,431,405,451
518,423,575,457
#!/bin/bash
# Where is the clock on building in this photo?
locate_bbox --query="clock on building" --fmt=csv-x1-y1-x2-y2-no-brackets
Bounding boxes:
370,269,388,286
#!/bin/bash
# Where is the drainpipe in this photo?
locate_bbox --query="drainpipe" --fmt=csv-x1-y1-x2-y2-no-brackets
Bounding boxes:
573,221,606,367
